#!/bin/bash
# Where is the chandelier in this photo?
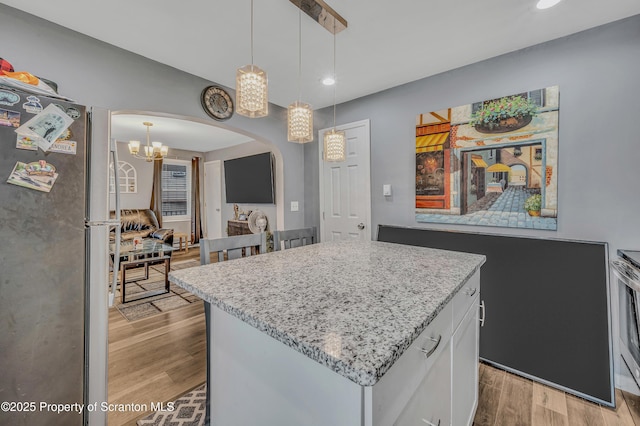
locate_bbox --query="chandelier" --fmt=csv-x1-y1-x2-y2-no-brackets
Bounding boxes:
287,1,313,143
127,122,168,162
236,0,268,118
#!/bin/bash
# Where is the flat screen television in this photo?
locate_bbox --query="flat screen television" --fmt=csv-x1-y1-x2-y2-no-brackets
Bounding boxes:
224,152,275,204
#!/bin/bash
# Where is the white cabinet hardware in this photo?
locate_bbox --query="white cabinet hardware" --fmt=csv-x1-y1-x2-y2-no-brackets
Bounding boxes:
420,335,442,358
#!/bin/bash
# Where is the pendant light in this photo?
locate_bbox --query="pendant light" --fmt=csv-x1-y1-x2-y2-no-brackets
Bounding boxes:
236,0,268,118
323,21,345,162
287,1,313,143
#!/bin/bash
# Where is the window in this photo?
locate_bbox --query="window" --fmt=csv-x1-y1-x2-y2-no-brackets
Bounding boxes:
161,159,191,220
109,161,137,193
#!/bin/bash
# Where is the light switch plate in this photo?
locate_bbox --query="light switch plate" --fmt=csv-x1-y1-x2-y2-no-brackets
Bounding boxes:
383,184,392,196
291,201,299,212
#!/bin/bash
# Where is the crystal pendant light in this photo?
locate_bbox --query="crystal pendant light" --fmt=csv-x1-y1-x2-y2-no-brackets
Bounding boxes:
323,21,345,162
324,129,346,161
288,102,313,142
287,2,313,143
236,0,268,118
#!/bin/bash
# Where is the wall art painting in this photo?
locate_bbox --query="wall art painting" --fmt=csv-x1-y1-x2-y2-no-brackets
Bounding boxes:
415,86,558,230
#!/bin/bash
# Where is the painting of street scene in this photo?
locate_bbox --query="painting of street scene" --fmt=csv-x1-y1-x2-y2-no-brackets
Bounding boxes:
415,86,559,230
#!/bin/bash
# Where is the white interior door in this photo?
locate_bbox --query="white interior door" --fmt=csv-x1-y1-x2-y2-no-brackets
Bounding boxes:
204,160,222,239
319,119,371,242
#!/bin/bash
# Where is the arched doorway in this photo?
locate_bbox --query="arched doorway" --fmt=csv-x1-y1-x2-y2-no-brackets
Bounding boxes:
509,164,528,187
110,110,285,232
100,110,286,425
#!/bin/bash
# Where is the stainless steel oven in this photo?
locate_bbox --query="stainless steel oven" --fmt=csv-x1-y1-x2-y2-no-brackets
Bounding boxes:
612,250,640,387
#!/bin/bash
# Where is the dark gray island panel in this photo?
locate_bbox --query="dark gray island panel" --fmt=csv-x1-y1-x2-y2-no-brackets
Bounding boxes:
377,225,613,406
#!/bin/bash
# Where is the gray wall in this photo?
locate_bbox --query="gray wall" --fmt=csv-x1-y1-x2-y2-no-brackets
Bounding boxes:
307,14,640,250
0,4,305,230
205,142,278,233
306,14,640,391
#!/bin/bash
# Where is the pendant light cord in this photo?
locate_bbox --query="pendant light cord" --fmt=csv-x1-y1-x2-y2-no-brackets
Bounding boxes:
298,0,302,102
251,0,254,65
332,20,337,130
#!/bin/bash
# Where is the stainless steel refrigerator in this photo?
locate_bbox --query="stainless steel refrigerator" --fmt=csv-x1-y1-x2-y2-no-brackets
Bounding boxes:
0,86,115,425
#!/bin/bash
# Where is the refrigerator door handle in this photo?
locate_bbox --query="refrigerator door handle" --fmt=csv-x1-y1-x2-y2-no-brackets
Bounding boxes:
109,139,121,307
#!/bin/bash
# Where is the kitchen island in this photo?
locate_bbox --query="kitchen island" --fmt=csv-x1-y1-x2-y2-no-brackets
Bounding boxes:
170,240,485,426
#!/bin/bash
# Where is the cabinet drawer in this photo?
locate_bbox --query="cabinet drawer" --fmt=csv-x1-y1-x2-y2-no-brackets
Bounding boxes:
394,340,451,426
452,270,480,330
372,303,452,425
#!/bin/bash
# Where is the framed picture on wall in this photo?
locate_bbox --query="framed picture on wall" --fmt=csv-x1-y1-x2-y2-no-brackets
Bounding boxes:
415,86,559,231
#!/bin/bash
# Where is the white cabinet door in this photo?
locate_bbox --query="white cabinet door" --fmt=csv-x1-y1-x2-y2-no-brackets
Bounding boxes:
451,299,480,426
394,341,451,426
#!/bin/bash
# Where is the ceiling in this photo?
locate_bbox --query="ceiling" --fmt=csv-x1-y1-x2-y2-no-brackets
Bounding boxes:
110,113,254,152
5,0,640,151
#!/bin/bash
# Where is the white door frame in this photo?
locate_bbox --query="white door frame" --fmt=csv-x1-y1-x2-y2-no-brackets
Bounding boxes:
204,160,223,239
318,119,372,241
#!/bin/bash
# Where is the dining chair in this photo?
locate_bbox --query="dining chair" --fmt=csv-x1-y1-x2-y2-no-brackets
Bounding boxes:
199,231,267,425
272,227,317,251
200,232,267,265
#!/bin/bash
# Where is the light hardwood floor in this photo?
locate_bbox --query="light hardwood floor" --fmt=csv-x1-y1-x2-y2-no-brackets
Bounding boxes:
108,250,207,426
474,362,640,426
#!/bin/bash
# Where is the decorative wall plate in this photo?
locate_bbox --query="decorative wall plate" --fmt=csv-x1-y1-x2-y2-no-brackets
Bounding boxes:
201,86,234,121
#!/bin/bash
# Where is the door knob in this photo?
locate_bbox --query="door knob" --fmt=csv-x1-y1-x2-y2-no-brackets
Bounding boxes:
357,223,365,230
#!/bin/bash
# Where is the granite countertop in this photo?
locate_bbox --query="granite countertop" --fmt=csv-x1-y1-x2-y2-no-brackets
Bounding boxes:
169,240,485,387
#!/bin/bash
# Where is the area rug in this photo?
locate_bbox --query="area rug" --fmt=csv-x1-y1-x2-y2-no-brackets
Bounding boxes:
137,384,206,426
114,259,202,322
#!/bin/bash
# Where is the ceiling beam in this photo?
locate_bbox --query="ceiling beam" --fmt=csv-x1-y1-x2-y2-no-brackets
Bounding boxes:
289,0,347,34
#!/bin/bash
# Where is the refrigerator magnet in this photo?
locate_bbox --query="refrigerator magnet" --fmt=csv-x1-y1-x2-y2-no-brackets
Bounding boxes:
0,90,20,107
22,95,43,114
15,104,73,152
6,160,58,193
16,134,37,151
0,108,20,128
65,107,81,120
49,140,77,155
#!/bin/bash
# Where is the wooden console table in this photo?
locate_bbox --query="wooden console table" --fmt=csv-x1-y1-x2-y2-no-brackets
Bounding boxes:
228,220,252,236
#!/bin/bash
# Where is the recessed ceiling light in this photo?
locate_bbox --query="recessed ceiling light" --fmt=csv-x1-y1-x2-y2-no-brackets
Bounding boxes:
536,0,562,9
322,77,336,86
